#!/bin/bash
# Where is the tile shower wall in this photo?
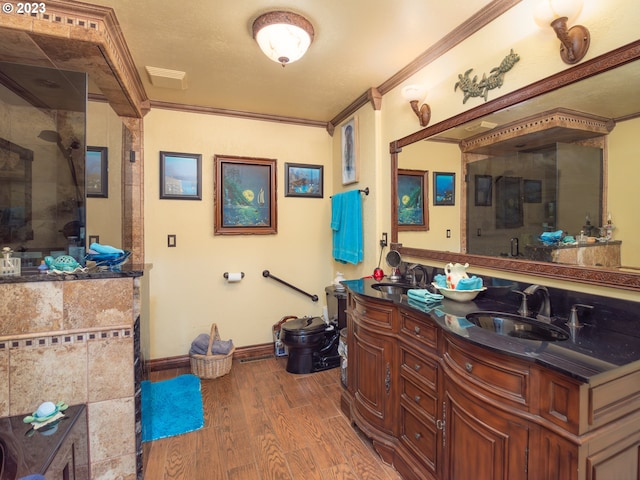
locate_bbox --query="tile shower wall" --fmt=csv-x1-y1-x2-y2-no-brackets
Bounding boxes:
0,276,141,480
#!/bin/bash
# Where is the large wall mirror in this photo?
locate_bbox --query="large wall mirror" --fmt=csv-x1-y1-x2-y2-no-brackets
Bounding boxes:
391,40,640,291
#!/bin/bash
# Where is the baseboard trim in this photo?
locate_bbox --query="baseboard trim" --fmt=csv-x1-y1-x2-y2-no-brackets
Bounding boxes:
147,343,275,372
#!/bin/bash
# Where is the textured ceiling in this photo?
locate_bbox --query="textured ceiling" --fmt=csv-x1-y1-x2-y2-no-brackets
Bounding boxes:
85,0,494,122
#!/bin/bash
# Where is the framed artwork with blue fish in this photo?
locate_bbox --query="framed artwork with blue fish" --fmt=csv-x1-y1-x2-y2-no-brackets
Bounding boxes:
214,155,277,235
160,151,202,200
284,163,323,198
397,169,429,231
434,172,455,206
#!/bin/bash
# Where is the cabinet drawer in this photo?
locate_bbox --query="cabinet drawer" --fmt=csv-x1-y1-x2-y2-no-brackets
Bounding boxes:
400,347,438,389
444,335,530,408
400,405,438,472
401,374,438,421
351,294,395,330
400,308,438,351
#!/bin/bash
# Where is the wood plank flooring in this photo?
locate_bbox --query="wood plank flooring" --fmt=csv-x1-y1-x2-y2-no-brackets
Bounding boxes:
143,357,403,480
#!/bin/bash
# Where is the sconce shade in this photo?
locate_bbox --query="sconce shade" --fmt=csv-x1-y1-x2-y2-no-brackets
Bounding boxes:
252,11,314,67
534,0,583,26
534,0,589,64
401,85,431,127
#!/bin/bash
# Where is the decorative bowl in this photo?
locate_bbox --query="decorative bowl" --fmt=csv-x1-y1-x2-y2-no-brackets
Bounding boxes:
85,250,131,270
431,283,486,302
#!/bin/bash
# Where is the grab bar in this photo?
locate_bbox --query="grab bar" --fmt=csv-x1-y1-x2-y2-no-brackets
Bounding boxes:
262,270,319,302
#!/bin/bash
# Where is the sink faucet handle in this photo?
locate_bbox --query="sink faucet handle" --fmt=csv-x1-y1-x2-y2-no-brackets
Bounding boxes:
568,303,594,327
514,290,530,317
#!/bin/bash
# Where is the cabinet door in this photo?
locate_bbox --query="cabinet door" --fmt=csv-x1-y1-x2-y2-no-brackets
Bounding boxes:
352,324,395,435
444,378,529,480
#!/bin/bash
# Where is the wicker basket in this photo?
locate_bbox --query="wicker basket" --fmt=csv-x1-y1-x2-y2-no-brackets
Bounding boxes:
190,323,235,379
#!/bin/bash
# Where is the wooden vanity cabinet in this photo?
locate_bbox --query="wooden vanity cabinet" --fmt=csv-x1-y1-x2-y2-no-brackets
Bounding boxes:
343,291,640,480
347,293,398,446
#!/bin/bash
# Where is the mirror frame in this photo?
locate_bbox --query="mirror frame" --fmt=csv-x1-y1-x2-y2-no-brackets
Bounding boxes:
390,39,640,292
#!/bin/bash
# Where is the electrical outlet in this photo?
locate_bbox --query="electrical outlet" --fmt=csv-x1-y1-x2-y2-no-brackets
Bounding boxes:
446,229,451,238
167,234,176,247
380,232,388,248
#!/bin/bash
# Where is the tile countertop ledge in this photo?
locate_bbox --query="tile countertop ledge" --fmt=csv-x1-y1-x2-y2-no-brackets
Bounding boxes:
343,278,640,384
0,264,145,284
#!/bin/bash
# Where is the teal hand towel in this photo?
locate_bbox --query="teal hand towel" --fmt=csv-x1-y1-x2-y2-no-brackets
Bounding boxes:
456,276,483,290
89,242,124,255
331,190,363,264
433,274,447,288
407,289,444,304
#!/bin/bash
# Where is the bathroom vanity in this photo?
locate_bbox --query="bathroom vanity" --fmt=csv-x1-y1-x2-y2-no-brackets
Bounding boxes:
341,278,640,480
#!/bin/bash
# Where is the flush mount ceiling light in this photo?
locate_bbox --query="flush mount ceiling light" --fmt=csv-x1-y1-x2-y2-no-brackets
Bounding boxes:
252,11,314,67
534,0,590,64
401,85,431,127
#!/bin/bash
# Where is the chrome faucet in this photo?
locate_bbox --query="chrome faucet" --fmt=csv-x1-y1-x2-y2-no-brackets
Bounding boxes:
407,264,430,287
523,284,552,323
567,303,594,328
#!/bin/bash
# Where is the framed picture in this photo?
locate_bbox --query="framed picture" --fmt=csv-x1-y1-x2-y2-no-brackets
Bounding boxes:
433,172,455,206
214,155,277,235
160,151,202,200
86,146,108,198
397,169,429,231
524,179,542,203
341,116,359,185
284,163,323,198
495,176,523,228
474,174,492,206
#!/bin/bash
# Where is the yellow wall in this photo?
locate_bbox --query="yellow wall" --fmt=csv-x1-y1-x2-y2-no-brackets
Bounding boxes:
143,109,333,358
137,0,640,358
86,101,123,248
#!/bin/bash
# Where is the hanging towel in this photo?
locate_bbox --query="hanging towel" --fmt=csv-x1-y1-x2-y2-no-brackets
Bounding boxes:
331,190,363,264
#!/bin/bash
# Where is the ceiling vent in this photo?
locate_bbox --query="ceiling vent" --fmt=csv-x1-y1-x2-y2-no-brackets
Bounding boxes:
145,66,188,90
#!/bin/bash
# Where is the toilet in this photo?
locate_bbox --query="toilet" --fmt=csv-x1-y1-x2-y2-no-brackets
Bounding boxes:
280,286,346,374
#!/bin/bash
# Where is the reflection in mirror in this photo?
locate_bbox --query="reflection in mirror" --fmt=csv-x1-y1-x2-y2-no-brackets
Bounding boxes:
466,142,605,264
393,41,640,290
0,61,87,267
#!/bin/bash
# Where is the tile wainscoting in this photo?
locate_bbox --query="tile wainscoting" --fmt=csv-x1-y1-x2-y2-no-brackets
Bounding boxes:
0,272,144,480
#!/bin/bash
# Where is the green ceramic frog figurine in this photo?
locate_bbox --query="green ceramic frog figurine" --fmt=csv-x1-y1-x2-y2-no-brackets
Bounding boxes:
44,255,86,274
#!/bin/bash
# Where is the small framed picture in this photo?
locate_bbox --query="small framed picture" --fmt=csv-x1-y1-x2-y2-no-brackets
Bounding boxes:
160,151,202,200
474,175,492,206
86,146,108,198
524,179,542,203
397,169,429,231
214,155,277,235
433,172,455,206
284,163,323,198
341,117,359,185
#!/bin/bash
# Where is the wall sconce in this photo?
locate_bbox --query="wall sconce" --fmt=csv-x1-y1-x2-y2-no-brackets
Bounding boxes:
401,85,431,127
534,0,590,65
252,11,314,67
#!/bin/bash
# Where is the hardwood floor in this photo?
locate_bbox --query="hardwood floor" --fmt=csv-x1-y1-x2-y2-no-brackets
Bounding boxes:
143,356,403,480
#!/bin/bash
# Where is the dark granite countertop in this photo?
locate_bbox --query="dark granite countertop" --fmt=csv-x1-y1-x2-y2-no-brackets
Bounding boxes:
343,277,640,383
0,404,86,478
0,264,145,284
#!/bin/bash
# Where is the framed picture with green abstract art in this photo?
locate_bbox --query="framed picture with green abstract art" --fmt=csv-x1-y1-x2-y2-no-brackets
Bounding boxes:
397,169,429,231
214,155,277,235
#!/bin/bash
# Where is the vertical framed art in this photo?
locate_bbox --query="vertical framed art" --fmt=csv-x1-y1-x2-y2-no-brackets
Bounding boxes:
285,163,323,198
341,117,358,185
160,151,202,200
214,155,277,235
474,174,492,206
86,146,108,198
397,169,429,231
433,172,455,206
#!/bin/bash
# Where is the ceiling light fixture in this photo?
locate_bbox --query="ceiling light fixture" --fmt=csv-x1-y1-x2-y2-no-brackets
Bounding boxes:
252,11,314,67
401,85,431,127
534,0,590,65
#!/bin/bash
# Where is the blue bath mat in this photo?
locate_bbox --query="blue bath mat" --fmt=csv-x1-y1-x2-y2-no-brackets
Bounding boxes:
141,374,204,442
